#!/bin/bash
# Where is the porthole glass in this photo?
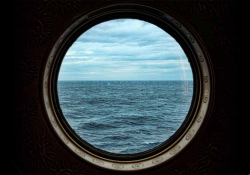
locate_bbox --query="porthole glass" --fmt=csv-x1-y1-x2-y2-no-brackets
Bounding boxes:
57,19,193,154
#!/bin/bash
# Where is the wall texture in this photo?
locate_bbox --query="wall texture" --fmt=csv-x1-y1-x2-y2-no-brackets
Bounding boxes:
11,1,243,174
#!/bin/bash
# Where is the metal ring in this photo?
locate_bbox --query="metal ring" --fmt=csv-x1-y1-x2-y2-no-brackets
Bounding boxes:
42,3,212,171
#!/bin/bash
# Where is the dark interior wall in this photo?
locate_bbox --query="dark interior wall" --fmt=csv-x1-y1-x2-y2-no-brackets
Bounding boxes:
10,0,243,174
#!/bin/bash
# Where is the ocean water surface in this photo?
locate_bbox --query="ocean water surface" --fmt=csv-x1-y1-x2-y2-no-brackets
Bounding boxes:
58,80,193,154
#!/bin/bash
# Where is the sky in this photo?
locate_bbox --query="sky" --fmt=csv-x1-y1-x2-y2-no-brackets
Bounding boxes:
58,19,193,81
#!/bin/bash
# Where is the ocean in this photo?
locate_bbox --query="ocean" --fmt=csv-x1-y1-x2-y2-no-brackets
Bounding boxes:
57,81,193,154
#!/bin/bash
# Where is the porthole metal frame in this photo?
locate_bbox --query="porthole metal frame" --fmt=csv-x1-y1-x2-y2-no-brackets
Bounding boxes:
42,3,212,171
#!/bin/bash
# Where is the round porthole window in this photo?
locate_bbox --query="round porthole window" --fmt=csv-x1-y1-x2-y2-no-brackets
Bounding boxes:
43,4,212,171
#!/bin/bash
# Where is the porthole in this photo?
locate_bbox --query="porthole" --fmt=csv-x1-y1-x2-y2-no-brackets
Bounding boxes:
42,4,212,171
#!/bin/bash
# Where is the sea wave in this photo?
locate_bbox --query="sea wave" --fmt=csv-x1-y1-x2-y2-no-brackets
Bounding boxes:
101,135,131,141
80,121,118,130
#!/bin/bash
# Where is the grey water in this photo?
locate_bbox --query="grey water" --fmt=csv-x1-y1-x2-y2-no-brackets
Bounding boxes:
58,81,193,154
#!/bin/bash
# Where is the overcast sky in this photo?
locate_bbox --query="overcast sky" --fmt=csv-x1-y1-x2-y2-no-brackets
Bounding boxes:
58,19,193,81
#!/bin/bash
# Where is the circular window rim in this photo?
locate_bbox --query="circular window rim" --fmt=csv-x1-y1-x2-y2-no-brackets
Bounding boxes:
42,3,212,171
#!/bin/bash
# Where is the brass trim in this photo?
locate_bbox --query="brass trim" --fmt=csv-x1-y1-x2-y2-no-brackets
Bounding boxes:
42,3,212,171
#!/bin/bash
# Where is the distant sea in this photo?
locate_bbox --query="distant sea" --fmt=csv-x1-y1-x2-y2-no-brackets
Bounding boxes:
58,81,193,154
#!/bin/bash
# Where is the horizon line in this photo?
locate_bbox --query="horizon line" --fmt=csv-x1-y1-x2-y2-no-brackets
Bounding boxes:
58,80,194,81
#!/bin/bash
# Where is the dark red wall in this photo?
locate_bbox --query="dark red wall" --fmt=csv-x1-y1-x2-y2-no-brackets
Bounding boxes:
11,1,243,174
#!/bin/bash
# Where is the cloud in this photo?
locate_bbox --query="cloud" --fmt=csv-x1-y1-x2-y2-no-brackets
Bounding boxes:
58,19,193,80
